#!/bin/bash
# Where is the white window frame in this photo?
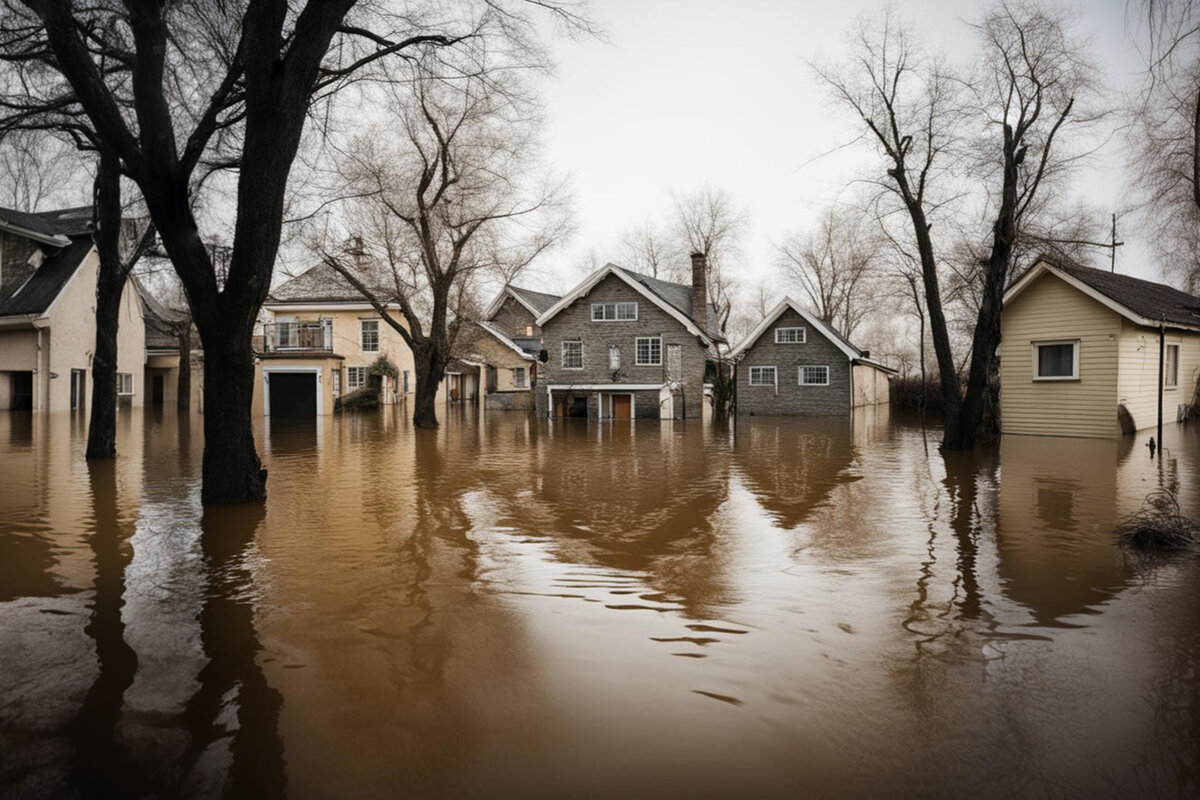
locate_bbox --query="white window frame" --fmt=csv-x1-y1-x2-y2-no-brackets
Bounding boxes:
1165,343,1180,390
562,340,584,370
799,365,830,386
635,336,662,366
360,319,379,353
347,366,367,389
116,372,134,396
591,301,638,322
513,367,527,389
775,327,806,344
748,366,777,387
609,345,621,370
332,369,341,396
1032,340,1080,381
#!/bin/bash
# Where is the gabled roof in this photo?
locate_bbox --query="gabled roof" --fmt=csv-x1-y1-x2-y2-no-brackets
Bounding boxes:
730,297,898,374
534,263,723,344
134,276,189,350
475,320,536,360
0,236,94,318
1005,258,1200,332
266,261,397,306
482,284,560,321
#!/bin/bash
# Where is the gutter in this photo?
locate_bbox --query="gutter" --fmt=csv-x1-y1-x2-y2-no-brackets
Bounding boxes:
0,220,71,248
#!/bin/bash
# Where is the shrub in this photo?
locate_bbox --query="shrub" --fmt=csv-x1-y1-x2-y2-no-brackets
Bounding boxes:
1116,488,1200,551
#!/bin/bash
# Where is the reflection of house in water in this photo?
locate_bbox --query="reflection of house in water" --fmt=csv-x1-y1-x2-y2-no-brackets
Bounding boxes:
997,435,1137,624
732,417,859,529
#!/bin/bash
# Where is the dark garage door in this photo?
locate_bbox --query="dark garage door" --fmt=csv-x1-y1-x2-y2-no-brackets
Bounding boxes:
269,372,317,417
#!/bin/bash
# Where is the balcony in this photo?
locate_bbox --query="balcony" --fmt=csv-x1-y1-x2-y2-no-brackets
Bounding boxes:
261,320,333,354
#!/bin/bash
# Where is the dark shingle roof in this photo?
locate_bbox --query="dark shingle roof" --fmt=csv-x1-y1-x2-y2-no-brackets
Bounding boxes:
134,276,188,349
0,237,93,317
268,261,396,304
508,286,560,315
0,205,93,238
622,268,723,340
1039,258,1200,331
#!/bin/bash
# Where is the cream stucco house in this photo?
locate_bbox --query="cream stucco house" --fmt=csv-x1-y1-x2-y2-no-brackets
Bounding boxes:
253,261,417,417
1001,258,1200,438
0,206,144,412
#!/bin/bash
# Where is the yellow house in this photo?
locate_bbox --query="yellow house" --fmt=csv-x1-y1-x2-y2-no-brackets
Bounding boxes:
1001,258,1200,438
253,262,416,417
0,206,144,412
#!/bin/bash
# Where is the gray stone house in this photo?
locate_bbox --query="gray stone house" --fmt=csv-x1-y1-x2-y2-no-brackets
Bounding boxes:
732,298,895,416
534,255,722,419
463,285,560,410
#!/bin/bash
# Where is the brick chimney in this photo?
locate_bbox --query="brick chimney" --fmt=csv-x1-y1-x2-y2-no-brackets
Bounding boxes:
690,251,708,333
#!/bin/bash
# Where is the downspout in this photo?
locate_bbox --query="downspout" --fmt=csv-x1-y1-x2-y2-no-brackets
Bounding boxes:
35,327,42,412
1158,319,1165,455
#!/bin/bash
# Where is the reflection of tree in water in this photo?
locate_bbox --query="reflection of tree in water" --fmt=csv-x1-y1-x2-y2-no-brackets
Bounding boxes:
732,418,859,531
69,460,141,797
183,505,285,799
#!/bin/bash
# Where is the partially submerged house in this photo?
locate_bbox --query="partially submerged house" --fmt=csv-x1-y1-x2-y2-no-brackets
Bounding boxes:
253,261,416,417
461,285,560,410
731,297,895,415
137,276,203,410
1001,258,1200,438
534,254,722,419
0,206,144,412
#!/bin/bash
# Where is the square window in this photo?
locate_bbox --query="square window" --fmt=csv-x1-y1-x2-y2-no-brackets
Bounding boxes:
562,341,583,369
347,366,367,389
749,366,776,386
513,367,527,388
116,372,134,395
635,336,662,366
775,327,806,344
1032,341,1079,380
799,365,829,385
360,320,379,352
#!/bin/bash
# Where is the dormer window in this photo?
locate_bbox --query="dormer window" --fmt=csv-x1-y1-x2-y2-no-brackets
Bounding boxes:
592,301,637,321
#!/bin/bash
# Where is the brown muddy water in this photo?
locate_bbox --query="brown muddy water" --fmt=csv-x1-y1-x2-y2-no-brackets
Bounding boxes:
1,405,1199,799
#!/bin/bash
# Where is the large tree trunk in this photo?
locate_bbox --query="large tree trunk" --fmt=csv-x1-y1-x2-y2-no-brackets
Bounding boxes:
86,151,128,460
411,342,447,429
199,325,265,504
177,327,192,411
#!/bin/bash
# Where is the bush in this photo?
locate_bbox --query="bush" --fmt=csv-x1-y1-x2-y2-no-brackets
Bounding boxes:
336,386,380,411
1116,488,1200,551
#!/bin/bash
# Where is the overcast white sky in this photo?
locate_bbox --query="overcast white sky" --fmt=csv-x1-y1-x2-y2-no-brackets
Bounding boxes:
523,0,1151,297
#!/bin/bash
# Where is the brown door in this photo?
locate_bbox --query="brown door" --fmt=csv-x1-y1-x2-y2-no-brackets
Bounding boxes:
612,394,632,420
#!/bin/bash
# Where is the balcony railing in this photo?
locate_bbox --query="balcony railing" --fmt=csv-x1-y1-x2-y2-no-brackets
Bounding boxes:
261,320,333,354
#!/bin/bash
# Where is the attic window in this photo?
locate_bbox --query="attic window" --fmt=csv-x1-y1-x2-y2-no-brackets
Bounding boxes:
776,327,806,344
592,302,637,321
1032,340,1079,381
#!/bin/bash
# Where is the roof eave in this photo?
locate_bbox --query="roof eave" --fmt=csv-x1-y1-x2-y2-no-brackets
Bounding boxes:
0,220,72,248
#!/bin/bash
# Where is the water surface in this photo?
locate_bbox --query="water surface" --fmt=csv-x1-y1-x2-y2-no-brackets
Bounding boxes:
2,406,1198,798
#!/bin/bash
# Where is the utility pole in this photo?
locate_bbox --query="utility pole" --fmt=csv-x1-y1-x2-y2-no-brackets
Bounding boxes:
1111,213,1124,273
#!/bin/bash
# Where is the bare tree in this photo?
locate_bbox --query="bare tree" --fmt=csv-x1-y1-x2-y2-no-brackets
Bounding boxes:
618,219,680,281
818,2,1097,449
318,56,569,428
777,203,883,339
670,184,747,337
0,130,84,209
0,1,582,502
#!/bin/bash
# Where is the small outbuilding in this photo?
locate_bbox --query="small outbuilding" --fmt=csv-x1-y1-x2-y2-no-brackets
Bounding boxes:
1001,258,1200,438
731,298,896,416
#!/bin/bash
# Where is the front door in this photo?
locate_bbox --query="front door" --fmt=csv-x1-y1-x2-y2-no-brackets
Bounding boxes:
152,374,165,407
70,369,86,411
612,394,632,420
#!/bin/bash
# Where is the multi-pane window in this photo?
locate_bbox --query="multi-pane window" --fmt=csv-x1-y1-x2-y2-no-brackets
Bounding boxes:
276,320,297,348
609,345,621,370
1166,343,1180,389
332,369,341,396
775,327,806,344
513,367,527,389
635,336,662,366
116,373,133,395
749,366,776,386
591,302,638,321
360,319,379,352
347,366,367,389
562,341,583,369
1033,340,1079,380
799,365,829,386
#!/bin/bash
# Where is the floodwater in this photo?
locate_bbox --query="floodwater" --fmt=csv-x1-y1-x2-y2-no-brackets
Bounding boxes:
2,406,1199,799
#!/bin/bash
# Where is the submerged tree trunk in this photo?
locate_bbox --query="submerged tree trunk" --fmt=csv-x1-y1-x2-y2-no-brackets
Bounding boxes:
86,151,129,460
199,324,265,504
411,342,447,429
177,327,192,411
